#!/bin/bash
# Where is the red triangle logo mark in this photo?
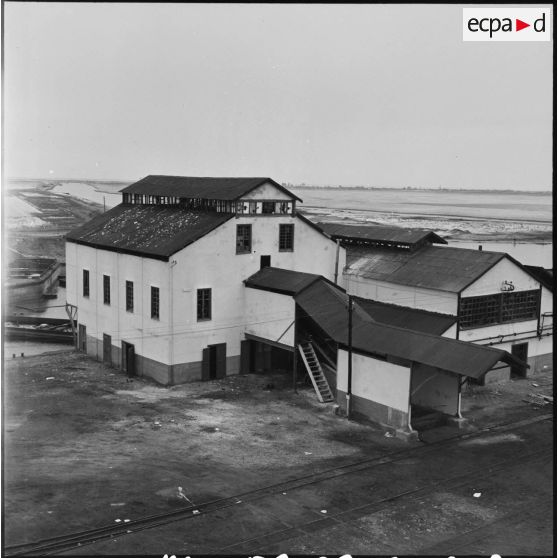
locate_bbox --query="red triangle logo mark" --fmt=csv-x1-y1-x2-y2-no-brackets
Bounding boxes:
516,19,530,31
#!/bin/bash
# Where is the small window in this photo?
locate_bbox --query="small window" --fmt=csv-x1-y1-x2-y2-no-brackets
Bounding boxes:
197,288,211,321
279,224,294,251
151,286,160,320
236,224,252,254
126,281,134,312
262,201,275,214
83,269,90,298
103,275,110,305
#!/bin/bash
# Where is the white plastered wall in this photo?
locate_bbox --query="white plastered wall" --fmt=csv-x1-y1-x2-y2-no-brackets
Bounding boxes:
337,349,411,413
343,275,458,315
244,289,295,347
459,259,553,363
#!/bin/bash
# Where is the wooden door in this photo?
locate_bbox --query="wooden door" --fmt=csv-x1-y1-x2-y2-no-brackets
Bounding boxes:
122,342,135,376
215,343,226,379
202,347,210,381
511,343,528,378
103,334,112,366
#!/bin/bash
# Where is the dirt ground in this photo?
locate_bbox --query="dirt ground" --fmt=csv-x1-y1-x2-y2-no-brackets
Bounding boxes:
3,350,554,554
3,350,406,545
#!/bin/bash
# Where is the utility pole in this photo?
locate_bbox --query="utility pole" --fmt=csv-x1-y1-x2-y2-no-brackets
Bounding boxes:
347,294,353,419
103,196,106,212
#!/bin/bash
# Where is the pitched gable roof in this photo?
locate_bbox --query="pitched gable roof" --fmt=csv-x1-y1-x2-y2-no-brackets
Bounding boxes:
318,223,447,246
345,245,508,293
65,205,233,260
121,175,302,202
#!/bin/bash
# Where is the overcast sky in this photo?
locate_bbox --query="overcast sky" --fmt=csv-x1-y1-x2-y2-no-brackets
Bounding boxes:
4,3,553,189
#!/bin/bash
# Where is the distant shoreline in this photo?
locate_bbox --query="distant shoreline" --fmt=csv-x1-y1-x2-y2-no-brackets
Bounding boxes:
290,185,552,195
6,178,552,195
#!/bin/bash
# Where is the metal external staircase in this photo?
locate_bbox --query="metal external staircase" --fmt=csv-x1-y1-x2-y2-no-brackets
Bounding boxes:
298,342,334,403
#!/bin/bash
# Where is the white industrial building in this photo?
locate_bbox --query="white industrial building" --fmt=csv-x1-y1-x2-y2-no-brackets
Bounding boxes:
321,223,553,383
65,177,540,438
66,176,347,384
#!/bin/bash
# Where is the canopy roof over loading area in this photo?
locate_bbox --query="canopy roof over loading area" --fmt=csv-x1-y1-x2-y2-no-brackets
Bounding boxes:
245,267,526,380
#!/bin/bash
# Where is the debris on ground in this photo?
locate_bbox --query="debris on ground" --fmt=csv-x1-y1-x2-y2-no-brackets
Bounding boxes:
523,393,552,406
384,432,394,438
473,492,481,498
46,377,55,380
320,509,327,514
177,487,194,505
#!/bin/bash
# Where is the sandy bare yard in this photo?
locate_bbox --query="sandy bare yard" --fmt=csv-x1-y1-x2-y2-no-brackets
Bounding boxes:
3,350,404,546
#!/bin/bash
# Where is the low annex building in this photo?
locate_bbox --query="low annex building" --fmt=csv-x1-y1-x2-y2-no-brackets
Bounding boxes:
244,266,524,437
320,223,554,383
65,176,345,385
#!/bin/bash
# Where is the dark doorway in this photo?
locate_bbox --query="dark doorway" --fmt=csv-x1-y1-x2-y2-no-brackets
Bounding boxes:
202,343,226,380
242,339,292,374
103,334,112,366
122,341,136,377
260,255,271,269
78,324,87,352
511,342,528,378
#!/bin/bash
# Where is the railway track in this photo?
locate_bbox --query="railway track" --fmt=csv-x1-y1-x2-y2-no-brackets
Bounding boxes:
4,413,552,557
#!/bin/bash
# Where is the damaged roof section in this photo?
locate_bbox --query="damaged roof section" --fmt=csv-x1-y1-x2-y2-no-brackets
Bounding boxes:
318,223,447,248
345,245,508,293
295,279,523,379
121,175,302,202
65,205,233,260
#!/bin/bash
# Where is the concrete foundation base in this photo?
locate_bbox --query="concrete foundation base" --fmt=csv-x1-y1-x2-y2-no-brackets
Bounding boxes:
446,416,469,429
82,335,240,386
394,428,419,442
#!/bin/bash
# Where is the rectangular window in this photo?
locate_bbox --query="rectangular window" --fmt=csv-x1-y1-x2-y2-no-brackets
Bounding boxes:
459,290,540,329
197,288,211,321
103,275,110,305
459,294,499,328
83,269,90,298
236,224,252,254
501,290,539,323
126,281,134,312
279,224,294,251
262,201,275,214
151,286,159,320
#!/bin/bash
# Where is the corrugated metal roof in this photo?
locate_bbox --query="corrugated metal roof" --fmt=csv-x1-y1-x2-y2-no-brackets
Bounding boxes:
354,297,456,335
318,223,447,246
345,245,506,293
121,175,302,202
295,280,521,379
66,205,232,260
244,267,321,296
